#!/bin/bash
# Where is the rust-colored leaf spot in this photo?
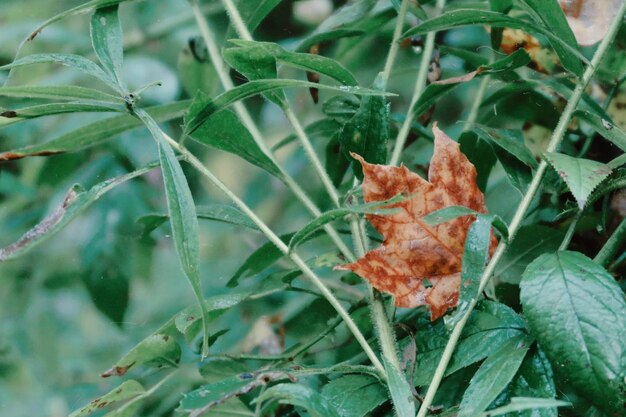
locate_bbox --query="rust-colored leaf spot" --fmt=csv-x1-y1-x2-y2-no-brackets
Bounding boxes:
336,123,496,320
100,363,134,378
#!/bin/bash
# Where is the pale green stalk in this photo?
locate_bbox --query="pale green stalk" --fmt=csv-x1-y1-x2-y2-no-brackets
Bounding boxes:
381,0,410,88
416,3,626,415
390,0,446,167
595,217,626,267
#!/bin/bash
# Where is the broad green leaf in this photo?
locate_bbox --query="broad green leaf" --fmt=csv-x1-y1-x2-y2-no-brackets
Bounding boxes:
323,95,360,124
458,335,532,417
184,79,393,135
199,358,251,383
520,251,626,415
414,301,526,386
187,100,282,178
519,0,582,76
288,195,402,251
574,110,626,152
471,125,538,169
0,85,122,102
478,397,570,417
0,162,159,261
256,383,341,417
401,9,588,69
100,334,181,377
339,74,389,178
321,375,388,417
545,152,612,208
459,132,497,191
384,358,416,417
102,400,143,417
226,0,282,37
69,380,145,417
136,109,209,357
136,204,260,237
0,100,189,160
0,54,118,92
458,215,494,312
90,5,125,89
495,225,563,284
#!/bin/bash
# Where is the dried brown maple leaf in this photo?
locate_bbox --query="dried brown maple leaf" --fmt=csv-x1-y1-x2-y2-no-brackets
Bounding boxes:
337,124,496,320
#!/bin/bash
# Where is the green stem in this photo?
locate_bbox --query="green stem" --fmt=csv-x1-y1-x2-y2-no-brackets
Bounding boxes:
595,216,626,267
464,74,490,129
189,0,354,260
159,131,385,375
415,3,626,415
221,0,253,41
381,0,410,88
390,0,446,167
559,210,584,251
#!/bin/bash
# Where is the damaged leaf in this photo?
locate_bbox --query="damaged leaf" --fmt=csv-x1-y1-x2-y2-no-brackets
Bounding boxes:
337,124,496,320
559,0,621,46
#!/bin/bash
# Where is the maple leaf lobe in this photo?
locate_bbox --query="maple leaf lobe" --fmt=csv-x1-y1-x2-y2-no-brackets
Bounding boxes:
338,123,495,320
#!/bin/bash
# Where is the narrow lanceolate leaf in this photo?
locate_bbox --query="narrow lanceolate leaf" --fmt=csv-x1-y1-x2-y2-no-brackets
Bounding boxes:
574,110,626,152
90,5,126,90
545,152,612,208
519,0,583,76
339,74,389,179
0,100,189,160
0,162,159,262
0,101,124,124
401,9,588,69
255,384,341,417
321,375,388,417
0,54,118,92
458,335,532,417
520,251,626,415
384,359,416,417
69,380,145,417
184,79,394,135
478,397,570,417
0,85,123,102
135,109,209,357
100,334,181,377
226,0,282,38
186,95,282,178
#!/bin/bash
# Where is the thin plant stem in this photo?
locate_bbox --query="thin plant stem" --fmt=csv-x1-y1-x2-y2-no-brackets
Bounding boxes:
189,0,354,260
415,3,626,415
559,210,584,251
464,74,490,129
158,130,385,376
381,0,410,88
221,0,253,41
390,0,446,167
595,216,626,267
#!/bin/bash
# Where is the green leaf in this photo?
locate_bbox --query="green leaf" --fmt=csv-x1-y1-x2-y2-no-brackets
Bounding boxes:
478,397,570,417
458,215,494,311
288,195,402,251
178,39,219,96
273,118,341,151
401,9,588,71
519,0,583,76
545,152,613,208
184,79,392,135
323,95,360,124
0,162,159,261
520,251,626,415
421,206,508,241
256,383,341,417
322,375,388,417
496,225,564,284
187,99,282,178
226,0,282,37
414,301,526,386
574,110,626,153
0,85,123,102
69,380,145,417
326,134,351,187
384,358,416,417
0,101,123,125
0,54,119,92
90,5,125,90
100,334,181,377
471,125,538,169
136,109,209,357
339,74,389,178
278,50,357,86
458,335,532,417
588,167,626,206
0,100,189,160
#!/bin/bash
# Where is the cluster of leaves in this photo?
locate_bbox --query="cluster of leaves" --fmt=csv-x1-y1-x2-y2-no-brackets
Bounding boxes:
0,1,624,417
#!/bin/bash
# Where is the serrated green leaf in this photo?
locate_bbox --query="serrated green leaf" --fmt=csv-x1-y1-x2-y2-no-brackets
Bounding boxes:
384,358,416,417
0,100,189,160
0,54,119,92
519,0,582,76
0,162,159,262
545,152,612,208
520,251,626,415
69,380,145,417
401,9,588,70
90,5,125,90
136,109,209,357
101,334,181,377
574,110,626,153
187,101,282,178
458,335,532,417
184,79,393,135
322,375,388,417
0,85,123,102
479,397,570,417
256,383,341,417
